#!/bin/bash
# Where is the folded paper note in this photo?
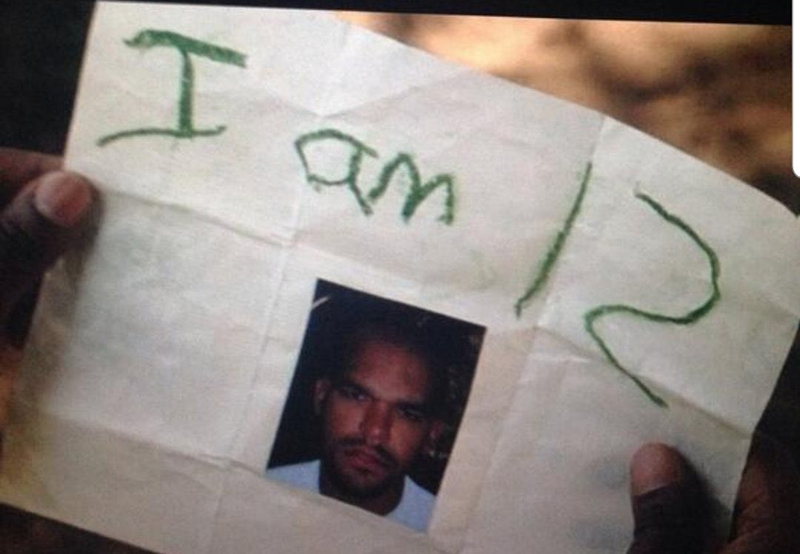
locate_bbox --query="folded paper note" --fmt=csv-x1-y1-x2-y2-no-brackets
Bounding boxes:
1,2,798,554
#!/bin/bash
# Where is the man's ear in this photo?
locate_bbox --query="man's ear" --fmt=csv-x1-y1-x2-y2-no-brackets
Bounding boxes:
425,419,446,456
313,378,331,415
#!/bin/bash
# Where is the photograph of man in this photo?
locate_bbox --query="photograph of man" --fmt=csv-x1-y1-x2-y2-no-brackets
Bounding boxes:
267,280,484,532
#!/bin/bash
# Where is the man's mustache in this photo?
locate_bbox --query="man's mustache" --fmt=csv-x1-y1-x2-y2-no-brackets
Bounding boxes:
335,437,399,469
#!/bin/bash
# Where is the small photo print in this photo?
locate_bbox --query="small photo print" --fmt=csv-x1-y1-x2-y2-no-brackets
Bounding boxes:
266,280,485,532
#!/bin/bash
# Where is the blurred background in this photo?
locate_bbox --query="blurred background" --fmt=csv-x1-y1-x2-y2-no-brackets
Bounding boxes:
1,2,797,552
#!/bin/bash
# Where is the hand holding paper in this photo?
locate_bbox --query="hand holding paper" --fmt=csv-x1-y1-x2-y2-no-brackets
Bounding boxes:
0,3,799,554
0,148,797,553
627,440,800,554
0,149,93,432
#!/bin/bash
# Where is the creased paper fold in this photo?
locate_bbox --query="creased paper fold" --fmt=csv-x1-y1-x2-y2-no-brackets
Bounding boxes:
1,3,798,554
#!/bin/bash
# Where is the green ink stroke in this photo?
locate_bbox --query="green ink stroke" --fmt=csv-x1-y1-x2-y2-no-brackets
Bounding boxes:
98,29,246,147
584,192,721,408
294,128,378,215
515,162,592,317
369,153,456,225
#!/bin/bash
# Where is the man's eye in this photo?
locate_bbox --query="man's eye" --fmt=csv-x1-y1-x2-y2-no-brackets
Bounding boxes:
398,407,425,423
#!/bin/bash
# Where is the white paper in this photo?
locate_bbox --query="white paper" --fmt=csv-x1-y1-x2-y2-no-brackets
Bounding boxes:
1,3,798,554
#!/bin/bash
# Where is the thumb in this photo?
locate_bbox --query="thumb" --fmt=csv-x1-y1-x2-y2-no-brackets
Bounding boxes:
0,170,93,341
627,443,708,554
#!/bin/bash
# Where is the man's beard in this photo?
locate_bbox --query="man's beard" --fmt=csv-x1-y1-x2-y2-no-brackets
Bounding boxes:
323,436,403,499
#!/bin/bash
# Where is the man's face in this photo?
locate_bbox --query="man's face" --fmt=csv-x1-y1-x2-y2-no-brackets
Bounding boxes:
315,338,441,498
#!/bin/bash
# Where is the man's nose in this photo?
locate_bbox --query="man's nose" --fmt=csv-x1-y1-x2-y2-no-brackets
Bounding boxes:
360,401,392,446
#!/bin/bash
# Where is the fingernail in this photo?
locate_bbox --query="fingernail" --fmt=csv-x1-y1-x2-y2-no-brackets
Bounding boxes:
33,171,92,227
630,443,686,496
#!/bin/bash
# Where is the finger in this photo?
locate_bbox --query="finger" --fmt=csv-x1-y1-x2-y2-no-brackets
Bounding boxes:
0,149,62,206
0,170,92,333
0,343,23,441
721,436,800,554
4,283,41,350
627,443,708,554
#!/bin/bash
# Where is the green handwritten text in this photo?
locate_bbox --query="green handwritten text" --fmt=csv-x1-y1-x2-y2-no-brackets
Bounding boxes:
98,29,246,147
515,162,592,316
584,192,721,408
295,128,456,224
